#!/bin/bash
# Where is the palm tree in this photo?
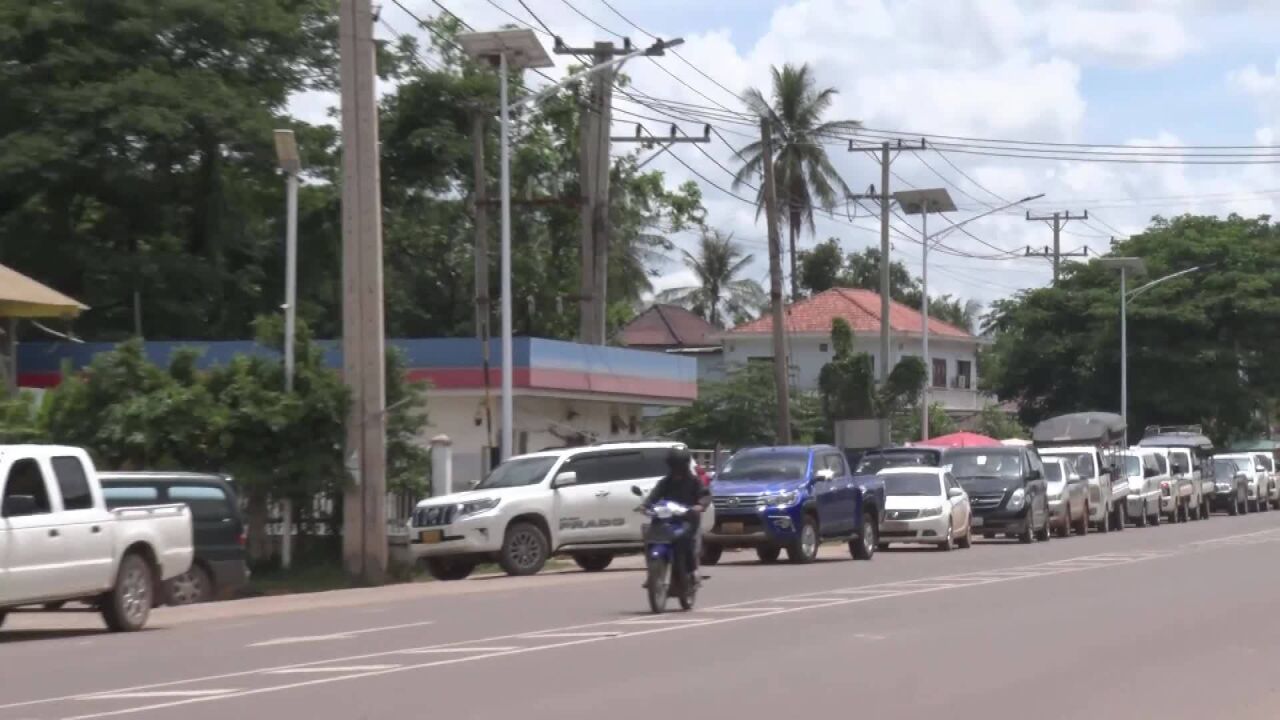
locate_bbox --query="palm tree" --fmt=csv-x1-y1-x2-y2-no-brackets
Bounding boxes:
657,230,765,328
733,63,862,300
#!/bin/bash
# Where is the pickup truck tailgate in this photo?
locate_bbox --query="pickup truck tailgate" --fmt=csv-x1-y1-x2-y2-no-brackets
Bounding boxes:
113,504,195,582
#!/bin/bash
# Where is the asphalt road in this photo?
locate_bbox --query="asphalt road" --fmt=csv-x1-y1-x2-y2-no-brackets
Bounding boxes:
6,510,1280,720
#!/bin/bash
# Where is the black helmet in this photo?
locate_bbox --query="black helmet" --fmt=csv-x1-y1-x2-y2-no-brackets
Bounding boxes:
665,446,692,471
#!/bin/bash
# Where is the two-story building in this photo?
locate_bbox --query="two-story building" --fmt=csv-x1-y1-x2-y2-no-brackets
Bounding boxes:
721,287,991,417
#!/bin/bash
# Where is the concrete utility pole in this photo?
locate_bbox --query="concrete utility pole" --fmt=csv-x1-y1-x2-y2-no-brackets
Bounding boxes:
338,0,388,585
848,139,925,445
1025,210,1089,282
761,119,791,444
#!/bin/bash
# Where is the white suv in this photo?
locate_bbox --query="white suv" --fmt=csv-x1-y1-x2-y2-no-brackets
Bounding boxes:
407,442,712,580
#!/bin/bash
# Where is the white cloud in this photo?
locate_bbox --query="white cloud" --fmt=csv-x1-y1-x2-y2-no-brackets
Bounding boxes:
1043,6,1194,67
1229,60,1280,99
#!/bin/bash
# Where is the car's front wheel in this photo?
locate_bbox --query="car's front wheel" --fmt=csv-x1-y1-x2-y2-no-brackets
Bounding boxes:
572,553,614,572
850,512,876,560
101,553,154,632
498,522,550,576
957,519,972,549
787,517,820,564
700,544,723,566
756,546,782,563
164,565,213,605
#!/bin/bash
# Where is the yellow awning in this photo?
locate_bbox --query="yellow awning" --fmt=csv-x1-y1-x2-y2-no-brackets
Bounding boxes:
0,263,87,318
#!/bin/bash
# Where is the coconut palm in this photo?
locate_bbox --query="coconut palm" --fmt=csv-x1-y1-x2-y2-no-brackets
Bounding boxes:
657,230,765,328
733,64,861,300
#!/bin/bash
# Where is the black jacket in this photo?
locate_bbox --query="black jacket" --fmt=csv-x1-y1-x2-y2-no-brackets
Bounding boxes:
645,471,710,509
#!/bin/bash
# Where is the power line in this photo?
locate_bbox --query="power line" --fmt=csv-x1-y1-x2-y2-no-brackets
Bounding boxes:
514,0,557,36
852,124,1280,152
558,0,627,40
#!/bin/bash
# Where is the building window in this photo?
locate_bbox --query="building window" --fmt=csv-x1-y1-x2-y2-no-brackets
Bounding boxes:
932,358,947,388
819,343,829,353
955,360,972,389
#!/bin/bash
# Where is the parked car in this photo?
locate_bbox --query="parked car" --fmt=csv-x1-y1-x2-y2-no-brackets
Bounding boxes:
853,447,945,475
1119,449,1165,527
1207,456,1250,516
408,442,713,580
1214,453,1272,513
1033,412,1129,532
0,445,194,632
1043,457,1089,537
99,472,248,605
705,445,884,564
877,467,971,551
1253,452,1279,509
944,446,1051,544
1139,427,1214,521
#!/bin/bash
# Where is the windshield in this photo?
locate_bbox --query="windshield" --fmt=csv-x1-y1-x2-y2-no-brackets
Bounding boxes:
1121,456,1142,477
1042,451,1096,478
1212,459,1242,478
1044,463,1064,482
719,452,809,481
882,473,941,496
474,456,558,490
855,450,940,474
1257,455,1274,471
947,451,1024,479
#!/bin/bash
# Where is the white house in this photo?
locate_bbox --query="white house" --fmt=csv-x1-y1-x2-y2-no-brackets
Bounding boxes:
721,287,991,415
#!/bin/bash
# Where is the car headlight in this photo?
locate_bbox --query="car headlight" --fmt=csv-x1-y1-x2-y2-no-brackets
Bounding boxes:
1047,487,1063,500
918,505,944,518
457,497,500,518
767,490,801,508
1216,482,1232,491
1005,487,1026,511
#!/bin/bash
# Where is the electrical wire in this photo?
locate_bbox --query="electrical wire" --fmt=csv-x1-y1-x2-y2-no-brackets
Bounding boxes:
558,0,628,40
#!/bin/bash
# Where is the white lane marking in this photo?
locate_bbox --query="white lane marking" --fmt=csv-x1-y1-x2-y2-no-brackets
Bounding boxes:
20,525,1280,717
82,691,239,701
400,647,521,654
267,665,400,675
618,617,709,625
519,631,621,639
248,621,434,647
699,607,786,613
774,597,850,603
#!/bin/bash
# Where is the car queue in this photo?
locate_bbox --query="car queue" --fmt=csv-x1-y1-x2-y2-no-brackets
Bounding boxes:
405,412,1279,583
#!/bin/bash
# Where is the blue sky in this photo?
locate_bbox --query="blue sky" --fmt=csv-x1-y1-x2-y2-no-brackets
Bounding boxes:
294,0,1280,308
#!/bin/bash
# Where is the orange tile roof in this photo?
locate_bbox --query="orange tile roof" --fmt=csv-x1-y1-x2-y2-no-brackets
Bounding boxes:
727,288,973,339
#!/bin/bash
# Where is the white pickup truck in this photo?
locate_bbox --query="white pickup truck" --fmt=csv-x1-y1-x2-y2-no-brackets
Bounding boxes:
0,445,194,632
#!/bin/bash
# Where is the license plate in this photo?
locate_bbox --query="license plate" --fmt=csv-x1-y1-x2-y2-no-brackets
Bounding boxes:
720,522,744,534
971,516,984,528
419,530,443,544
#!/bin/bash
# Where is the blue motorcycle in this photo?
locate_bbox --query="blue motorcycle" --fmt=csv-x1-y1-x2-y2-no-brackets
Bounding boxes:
631,486,697,614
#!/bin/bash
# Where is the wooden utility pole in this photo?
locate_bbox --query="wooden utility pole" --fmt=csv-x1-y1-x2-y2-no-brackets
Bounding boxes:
761,119,791,444
338,0,387,585
471,111,490,339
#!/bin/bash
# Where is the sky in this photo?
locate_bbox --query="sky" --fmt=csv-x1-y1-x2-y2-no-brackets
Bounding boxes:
291,0,1280,311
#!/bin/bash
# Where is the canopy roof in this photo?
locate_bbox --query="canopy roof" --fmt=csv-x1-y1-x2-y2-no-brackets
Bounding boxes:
1032,412,1127,446
0,264,86,318
916,431,1001,449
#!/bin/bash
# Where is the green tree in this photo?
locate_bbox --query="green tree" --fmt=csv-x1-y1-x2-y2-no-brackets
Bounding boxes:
974,405,1027,440
0,0,338,340
798,238,845,295
657,229,765,327
841,248,920,304
654,363,821,448
893,402,957,443
817,318,875,421
735,63,861,300
982,214,1280,444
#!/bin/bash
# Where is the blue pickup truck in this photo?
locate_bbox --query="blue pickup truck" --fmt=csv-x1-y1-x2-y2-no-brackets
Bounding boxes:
701,445,884,564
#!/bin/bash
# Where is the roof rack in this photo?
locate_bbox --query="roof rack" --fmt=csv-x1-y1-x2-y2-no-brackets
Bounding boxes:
1144,424,1203,437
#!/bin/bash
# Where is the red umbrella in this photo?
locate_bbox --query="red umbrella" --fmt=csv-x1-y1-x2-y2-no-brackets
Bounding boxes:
915,431,1002,448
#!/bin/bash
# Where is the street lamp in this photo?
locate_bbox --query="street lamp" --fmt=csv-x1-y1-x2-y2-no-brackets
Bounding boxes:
273,129,301,394
1101,259,1207,445
457,29,680,461
893,190,1045,441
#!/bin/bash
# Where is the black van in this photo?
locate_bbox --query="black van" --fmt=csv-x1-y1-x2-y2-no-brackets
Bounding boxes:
944,446,1051,543
99,472,248,604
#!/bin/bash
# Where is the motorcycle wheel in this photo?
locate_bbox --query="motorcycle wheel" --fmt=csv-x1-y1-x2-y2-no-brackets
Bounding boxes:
646,558,669,614
678,574,697,611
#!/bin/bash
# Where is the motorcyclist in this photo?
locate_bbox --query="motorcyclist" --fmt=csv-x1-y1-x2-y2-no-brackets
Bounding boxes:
644,447,711,584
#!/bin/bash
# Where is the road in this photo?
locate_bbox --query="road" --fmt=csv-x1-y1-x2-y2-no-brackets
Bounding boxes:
5,511,1280,720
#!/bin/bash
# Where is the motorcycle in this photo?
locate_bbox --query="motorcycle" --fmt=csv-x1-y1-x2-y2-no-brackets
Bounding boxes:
631,486,698,614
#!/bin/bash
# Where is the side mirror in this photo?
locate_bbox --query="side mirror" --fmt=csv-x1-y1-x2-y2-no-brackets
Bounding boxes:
552,471,578,488
630,485,644,497
2,494,38,517
947,487,964,499
467,479,480,490
815,468,835,481
1028,469,1043,481
1144,467,1157,478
